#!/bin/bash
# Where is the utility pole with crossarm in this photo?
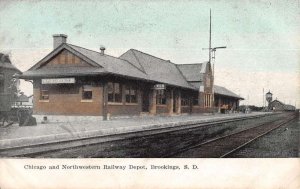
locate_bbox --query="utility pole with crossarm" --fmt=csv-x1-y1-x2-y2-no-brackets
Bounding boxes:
202,9,227,113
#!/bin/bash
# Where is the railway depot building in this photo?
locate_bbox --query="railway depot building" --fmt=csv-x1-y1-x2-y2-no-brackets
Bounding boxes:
20,34,243,121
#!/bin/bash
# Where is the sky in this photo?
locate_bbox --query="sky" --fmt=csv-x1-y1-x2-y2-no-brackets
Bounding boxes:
0,0,299,107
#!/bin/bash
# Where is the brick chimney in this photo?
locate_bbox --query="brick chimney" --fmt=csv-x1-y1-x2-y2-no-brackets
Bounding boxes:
53,34,67,49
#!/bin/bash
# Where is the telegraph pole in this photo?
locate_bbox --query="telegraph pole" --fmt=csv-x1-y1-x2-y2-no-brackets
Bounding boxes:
203,9,226,74
203,9,226,113
209,9,212,64
263,88,265,109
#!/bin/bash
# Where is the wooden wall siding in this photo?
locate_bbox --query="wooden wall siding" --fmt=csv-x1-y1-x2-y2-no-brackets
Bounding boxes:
33,82,103,116
191,106,201,113
107,104,141,116
191,106,213,113
181,106,190,113
43,50,92,67
156,105,168,114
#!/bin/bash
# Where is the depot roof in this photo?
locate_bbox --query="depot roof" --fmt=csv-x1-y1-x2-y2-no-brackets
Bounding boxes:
20,41,243,99
214,85,244,100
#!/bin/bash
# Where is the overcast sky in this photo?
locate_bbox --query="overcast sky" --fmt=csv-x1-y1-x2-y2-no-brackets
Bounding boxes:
0,0,299,107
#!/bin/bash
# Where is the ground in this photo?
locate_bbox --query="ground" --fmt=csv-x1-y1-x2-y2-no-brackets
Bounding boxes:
0,112,268,144
229,117,299,158
1,112,298,158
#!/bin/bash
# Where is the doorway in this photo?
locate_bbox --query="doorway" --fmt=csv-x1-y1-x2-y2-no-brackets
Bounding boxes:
173,92,177,113
142,90,150,112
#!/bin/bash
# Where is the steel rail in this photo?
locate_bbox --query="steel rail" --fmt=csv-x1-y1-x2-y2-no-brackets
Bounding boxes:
165,114,296,158
0,114,286,157
0,114,276,157
220,116,296,158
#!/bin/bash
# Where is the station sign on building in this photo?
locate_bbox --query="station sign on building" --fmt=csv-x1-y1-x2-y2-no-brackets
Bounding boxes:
153,84,166,90
41,78,76,84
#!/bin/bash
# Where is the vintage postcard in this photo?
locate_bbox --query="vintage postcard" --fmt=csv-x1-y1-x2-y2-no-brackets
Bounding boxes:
0,0,299,188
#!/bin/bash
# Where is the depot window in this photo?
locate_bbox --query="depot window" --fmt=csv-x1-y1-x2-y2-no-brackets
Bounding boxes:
181,98,189,106
108,82,122,103
156,90,166,105
40,89,49,100
125,85,137,103
0,80,4,93
181,92,190,106
181,96,189,106
82,85,93,100
193,94,199,106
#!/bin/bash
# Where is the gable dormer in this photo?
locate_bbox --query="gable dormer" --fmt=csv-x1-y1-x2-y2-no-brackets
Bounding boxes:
28,43,102,72
40,49,92,68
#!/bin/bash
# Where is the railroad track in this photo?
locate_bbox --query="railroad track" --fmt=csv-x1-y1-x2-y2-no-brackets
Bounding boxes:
0,112,293,157
166,113,297,158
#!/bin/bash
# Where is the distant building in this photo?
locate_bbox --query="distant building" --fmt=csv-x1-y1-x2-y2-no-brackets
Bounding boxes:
269,99,296,111
19,34,243,120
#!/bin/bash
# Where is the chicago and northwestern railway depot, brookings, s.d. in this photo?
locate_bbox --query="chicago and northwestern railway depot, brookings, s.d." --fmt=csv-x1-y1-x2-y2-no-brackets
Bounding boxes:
18,34,244,121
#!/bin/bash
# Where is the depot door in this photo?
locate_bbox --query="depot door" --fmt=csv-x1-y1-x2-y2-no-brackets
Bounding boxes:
142,90,150,112
173,91,177,113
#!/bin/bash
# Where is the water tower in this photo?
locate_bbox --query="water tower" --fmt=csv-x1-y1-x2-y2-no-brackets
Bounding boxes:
266,91,273,110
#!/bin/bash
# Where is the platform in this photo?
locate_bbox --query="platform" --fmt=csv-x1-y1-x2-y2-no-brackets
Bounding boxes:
0,112,273,150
